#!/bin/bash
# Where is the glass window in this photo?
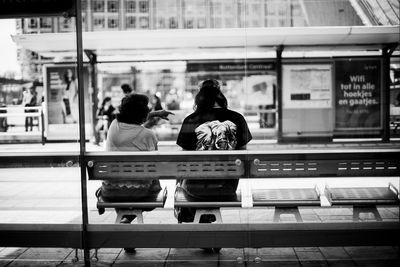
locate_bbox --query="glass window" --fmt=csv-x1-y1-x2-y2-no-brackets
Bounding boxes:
126,0,136,13
108,17,119,28
39,18,52,29
157,18,165,28
185,18,193,28
139,0,149,13
93,0,105,12
59,17,73,32
28,18,38,29
198,18,206,28
108,0,119,13
139,16,149,28
169,17,178,28
93,17,105,30
126,16,136,28
2,1,400,265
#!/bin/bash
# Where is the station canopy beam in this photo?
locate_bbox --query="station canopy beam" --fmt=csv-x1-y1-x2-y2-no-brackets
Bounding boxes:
12,26,400,62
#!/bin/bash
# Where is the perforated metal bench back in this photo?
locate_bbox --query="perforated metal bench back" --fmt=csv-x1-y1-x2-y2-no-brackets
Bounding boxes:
251,159,399,177
88,161,244,180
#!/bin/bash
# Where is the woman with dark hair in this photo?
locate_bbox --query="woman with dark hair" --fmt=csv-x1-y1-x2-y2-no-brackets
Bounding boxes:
94,97,116,145
99,94,172,253
176,79,252,222
102,95,162,218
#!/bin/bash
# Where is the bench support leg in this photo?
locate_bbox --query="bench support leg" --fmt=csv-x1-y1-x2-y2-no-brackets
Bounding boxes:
92,249,99,262
353,206,382,221
273,207,303,222
115,209,144,224
194,209,223,223
71,248,79,263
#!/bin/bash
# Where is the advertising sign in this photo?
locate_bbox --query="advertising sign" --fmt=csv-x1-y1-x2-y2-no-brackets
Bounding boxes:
282,64,332,109
335,59,381,129
44,64,90,140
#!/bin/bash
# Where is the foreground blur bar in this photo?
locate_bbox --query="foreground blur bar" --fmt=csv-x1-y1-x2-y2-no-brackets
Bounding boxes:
1,223,398,248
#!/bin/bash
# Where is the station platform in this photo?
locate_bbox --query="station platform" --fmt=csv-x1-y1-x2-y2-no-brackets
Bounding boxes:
0,170,398,266
0,141,399,266
0,245,399,266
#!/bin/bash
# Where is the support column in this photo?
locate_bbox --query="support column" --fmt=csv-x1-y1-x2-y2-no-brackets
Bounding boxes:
276,46,283,143
85,50,99,145
382,45,396,142
75,0,90,266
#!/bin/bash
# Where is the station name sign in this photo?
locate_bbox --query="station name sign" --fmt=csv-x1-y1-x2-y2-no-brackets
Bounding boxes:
187,60,275,72
0,0,76,18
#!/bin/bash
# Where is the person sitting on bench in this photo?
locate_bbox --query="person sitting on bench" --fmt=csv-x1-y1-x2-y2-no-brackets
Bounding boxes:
100,94,171,223
175,79,252,222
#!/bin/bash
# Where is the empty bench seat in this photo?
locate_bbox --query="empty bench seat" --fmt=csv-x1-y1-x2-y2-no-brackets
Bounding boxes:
252,187,321,222
325,183,399,221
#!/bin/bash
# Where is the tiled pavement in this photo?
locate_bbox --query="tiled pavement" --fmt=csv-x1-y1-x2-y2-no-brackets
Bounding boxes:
0,246,399,266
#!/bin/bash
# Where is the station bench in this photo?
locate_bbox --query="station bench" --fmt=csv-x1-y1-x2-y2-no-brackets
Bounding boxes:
1,150,399,259
86,150,400,225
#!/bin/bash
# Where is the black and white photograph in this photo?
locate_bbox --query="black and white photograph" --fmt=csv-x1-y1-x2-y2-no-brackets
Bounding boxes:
0,0,399,266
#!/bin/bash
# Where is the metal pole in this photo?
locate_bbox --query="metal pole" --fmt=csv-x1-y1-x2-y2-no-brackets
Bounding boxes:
74,0,90,265
41,108,45,145
382,46,391,142
85,50,98,145
276,46,283,143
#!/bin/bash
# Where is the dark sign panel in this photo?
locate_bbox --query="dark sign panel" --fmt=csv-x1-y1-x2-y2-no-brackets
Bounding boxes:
187,60,275,72
335,59,381,129
0,0,76,18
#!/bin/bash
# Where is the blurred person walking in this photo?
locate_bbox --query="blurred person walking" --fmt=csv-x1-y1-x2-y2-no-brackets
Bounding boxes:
93,97,116,145
22,86,38,132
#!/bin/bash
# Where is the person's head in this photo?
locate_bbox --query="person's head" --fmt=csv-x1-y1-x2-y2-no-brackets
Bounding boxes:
29,86,36,94
121,84,133,95
64,69,75,83
101,97,112,108
117,94,150,124
150,94,162,111
194,79,227,113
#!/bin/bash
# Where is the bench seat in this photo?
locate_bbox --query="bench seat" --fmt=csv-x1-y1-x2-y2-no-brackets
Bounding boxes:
252,188,321,207
325,184,399,221
325,184,399,205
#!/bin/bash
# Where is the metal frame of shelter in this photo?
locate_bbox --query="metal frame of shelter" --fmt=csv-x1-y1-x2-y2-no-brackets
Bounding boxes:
1,1,400,267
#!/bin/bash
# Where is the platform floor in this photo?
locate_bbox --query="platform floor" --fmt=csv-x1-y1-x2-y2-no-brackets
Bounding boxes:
0,246,399,266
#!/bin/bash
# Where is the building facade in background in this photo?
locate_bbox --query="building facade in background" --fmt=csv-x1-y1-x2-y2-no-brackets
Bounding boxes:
13,0,399,82
15,0,399,80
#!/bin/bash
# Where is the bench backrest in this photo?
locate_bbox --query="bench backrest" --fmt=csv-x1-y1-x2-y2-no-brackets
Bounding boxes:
85,150,400,180
87,159,244,180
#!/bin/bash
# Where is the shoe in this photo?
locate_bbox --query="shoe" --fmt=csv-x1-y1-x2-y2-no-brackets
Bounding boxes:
124,248,136,253
120,217,131,224
199,215,216,223
120,215,136,224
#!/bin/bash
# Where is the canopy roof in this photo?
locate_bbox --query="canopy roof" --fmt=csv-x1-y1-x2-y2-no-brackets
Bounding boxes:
12,26,400,62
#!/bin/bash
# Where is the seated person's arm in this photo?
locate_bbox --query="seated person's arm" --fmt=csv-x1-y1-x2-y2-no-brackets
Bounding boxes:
143,110,174,128
148,110,174,120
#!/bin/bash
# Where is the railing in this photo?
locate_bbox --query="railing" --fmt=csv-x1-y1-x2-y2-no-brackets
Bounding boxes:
0,149,399,261
0,106,46,144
